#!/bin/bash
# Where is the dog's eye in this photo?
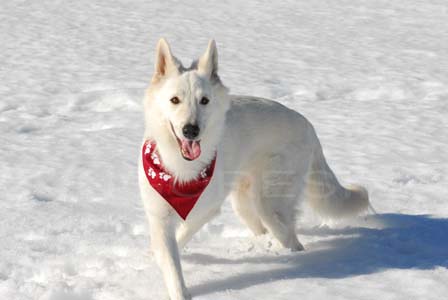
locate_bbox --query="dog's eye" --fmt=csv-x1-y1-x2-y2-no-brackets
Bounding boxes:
200,97,210,105
170,97,180,105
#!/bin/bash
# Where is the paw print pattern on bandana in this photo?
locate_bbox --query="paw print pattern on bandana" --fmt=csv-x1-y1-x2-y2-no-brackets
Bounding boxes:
148,167,156,179
144,143,151,154
159,172,172,182
151,152,160,165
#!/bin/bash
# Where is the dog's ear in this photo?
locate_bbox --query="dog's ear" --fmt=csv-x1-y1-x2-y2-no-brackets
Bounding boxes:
197,40,218,79
152,38,179,83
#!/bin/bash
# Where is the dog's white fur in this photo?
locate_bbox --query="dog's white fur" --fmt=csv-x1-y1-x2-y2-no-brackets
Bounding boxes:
139,39,370,300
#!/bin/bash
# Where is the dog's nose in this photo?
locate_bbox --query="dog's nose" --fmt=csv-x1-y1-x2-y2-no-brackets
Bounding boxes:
182,124,200,139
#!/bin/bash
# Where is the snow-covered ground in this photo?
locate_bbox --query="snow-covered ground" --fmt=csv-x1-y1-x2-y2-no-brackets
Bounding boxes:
1,0,448,299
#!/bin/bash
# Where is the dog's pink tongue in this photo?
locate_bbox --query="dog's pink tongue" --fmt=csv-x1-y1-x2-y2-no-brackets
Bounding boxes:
181,140,201,160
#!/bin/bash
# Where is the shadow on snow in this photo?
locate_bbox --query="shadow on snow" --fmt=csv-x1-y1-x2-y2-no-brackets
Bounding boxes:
186,214,448,296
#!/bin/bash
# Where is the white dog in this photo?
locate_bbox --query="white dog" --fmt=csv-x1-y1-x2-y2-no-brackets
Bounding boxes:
138,39,369,300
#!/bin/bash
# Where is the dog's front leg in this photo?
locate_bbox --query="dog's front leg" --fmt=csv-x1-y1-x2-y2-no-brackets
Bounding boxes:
176,206,221,249
149,216,191,300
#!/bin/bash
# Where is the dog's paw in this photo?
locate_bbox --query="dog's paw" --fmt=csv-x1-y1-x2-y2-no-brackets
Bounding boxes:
288,238,305,252
290,242,305,252
168,288,192,300
170,294,191,300
182,288,192,300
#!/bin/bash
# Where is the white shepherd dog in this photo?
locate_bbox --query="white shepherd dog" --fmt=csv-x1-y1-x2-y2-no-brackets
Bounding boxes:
139,39,370,300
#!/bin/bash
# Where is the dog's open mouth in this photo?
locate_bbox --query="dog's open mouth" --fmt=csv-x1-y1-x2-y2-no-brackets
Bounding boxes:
170,123,201,161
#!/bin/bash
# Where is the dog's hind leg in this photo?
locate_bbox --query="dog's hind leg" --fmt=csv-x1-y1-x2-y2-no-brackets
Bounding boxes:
255,195,304,251
253,153,309,251
231,175,267,236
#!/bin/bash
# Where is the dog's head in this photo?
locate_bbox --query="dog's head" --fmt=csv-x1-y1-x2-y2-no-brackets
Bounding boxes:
144,39,230,163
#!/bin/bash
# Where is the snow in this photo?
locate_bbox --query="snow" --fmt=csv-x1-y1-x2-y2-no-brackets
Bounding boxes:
1,0,447,299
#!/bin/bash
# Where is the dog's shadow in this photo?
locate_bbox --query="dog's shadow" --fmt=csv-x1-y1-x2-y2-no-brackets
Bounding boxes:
185,214,448,297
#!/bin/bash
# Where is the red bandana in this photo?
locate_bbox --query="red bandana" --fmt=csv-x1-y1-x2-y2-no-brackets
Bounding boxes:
142,140,216,220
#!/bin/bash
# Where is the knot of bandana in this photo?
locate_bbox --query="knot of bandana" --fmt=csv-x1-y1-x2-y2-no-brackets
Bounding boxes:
142,141,217,220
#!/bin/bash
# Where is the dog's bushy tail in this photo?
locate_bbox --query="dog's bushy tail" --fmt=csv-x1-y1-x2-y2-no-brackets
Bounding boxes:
305,143,369,220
